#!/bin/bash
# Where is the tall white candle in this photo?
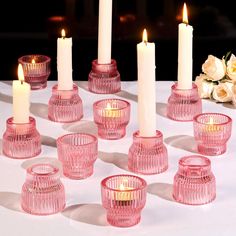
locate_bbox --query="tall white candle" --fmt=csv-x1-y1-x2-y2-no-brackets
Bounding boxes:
137,29,156,137
177,3,193,90
13,64,30,124
98,0,112,64
57,29,73,90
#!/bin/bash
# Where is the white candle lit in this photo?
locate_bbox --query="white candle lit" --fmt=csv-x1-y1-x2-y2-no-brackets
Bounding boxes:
137,29,156,137
98,0,112,64
57,29,73,90
13,64,30,123
177,3,193,90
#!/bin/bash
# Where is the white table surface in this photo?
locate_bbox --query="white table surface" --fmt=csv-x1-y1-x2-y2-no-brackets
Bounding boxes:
0,81,236,236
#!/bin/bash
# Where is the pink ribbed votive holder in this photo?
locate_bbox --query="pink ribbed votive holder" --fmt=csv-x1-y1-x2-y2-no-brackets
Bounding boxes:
93,98,130,140
21,164,66,215
88,59,121,94
167,83,202,121
173,155,216,205
128,131,168,175
2,117,41,159
101,174,147,227
193,113,232,156
48,84,83,123
57,133,98,179
18,55,51,90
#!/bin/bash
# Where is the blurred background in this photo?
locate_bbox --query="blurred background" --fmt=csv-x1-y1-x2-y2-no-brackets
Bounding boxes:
0,0,235,81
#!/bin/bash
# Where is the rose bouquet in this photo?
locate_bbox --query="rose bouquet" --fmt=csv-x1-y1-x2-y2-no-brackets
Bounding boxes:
195,52,236,105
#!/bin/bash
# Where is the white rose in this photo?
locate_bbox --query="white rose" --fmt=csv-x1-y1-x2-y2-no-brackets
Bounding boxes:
212,82,233,102
195,74,214,98
202,55,226,81
227,54,236,81
232,83,236,106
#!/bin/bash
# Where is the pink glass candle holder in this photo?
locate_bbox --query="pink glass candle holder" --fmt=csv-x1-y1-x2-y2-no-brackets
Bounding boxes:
48,84,83,123
167,83,202,121
101,174,147,227
57,133,98,179
193,113,232,156
93,98,130,140
21,163,66,215
2,117,41,159
128,130,168,175
88,59,121,94
18,55,51,90
173,155,216,205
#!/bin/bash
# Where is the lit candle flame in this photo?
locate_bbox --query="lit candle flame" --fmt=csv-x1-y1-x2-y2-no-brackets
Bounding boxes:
32,59,35,64
119,183,125,191
61,29,66,38
106,103,112,110
18,64,24,83
143,29,148,44
208,117,214,125
183,3,188,24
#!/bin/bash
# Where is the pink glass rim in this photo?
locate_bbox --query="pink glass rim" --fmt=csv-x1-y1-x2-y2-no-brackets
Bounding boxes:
179,155,211,168
193,113,232,126
101,174,147,192
91,59,117,72
133,130,163,139
6,116,35,126
172,82,197,90
93,98,130,111
52,83,78,92
18,54,51,64
57,133,97,147
27,163,59,177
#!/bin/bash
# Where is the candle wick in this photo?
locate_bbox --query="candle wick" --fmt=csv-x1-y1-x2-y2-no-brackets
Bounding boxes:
21,80,23,85
144,40,147,46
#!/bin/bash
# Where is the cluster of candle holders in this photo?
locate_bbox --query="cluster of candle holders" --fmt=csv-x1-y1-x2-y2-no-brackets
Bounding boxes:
88,59,121,94
48,84,83,123
19,54,51,90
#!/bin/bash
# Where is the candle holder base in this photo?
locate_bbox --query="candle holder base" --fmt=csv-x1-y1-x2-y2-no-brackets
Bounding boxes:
2,117,41,159
167,83,202,121
128,130,168,175
48,84,83,123
88,59,121,94
97,126,126,140
197,144,226,156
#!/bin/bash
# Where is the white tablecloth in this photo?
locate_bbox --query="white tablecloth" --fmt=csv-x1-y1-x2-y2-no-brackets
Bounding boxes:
0,81,236,236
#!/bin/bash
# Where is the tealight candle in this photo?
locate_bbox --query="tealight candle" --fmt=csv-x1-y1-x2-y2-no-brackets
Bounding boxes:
193,113,232,156
104,102,121,118
101,174,147,227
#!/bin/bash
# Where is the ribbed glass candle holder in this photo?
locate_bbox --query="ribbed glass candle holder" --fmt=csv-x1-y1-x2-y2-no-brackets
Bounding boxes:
167,83,202,121
57,133,98,179
173,155,216,205
93,98,130,140
21,164,66,215
2,117,41,159
18,55,51,90
193,113,232,156
128,130,168,175
48,84,83,123
101,174,147,227
88,59,121,94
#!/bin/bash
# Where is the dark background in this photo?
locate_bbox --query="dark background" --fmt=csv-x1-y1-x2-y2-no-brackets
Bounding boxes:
0,0,235,81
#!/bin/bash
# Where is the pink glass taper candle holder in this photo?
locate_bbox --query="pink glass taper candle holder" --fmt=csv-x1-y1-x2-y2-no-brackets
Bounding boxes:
2,117,41,159
57,133,98,179
93,98,130,140
167,83,202,121
48,84,83,123
173,155,216,205
193,113,232,156
128,130,168,175
21,163,66,215
101,174,147,227
18,55,51,90
88,59,121,94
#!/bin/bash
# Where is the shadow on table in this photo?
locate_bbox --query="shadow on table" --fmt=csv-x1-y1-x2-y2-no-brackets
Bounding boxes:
78,81,89,92
41,135,57,148
148,183,174,202
0,192,23,213
164,135,197,153
0,81,12,86
223,103,236,109
99,151,128,171
62,203,108,226
0,139,2,155
62,120,98,135
0,92,12,104
30,103,48,120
